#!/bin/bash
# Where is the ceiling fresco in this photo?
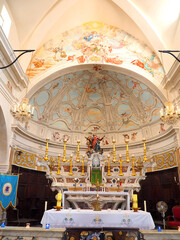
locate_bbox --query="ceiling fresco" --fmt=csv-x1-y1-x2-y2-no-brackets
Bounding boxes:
27,21,163,82
29,68,163,134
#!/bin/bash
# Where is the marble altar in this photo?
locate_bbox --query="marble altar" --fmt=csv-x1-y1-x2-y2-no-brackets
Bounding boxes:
63,191,130,210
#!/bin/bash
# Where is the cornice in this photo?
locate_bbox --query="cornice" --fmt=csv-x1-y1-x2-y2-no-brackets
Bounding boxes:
0,27,28,90
11,123,179,156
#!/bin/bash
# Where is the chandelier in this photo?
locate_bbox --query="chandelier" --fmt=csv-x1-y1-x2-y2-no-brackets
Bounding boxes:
160,102,180,125
11,53,34,122
159,52,180,125
11,97,34,122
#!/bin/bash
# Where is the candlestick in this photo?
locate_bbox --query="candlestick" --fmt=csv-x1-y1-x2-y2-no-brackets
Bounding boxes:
81,155,85,176
112,139,116,163
69,154,73,175
107,154,111,176
119,154,123,176
56,155,61,175
126,140,130,163
131,154,136,176
143,138,147,162
44,138,49,161
76,140,80,162
62,140,67,162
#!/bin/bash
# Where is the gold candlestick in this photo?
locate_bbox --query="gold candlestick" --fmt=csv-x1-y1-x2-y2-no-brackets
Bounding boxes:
112,139,116,163
143,138,147,162
56,154,61,175
107,154,112,176
126,140,130,163
76,140,80,162
48,156,54,175
119,154,124,176
69,154,73,175
81,155,85,176
131,154,137,176
44,138,49,161
62,140,67,162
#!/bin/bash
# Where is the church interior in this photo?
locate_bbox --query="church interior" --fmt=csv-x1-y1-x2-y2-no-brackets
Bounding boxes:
0,0,180,239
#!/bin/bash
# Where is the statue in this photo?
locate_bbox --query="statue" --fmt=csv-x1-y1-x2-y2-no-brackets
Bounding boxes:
85,136,93,157
85,134,104,157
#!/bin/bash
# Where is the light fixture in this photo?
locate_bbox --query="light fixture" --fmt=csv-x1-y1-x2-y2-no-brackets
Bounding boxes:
10,52,34,122
11,97,34,122
160,102,180,125
159,52,180,125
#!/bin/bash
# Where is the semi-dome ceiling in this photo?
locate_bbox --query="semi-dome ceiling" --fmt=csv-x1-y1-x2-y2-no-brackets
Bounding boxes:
30,67,163,134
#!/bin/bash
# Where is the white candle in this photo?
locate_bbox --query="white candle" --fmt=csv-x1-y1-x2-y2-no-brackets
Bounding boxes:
144,200,147,212
45,201,47,211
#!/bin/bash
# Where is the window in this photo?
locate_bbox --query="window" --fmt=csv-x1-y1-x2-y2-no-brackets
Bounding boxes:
0,5,11,37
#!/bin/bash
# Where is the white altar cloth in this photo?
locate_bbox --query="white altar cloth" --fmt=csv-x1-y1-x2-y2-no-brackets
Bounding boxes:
41,209,155,230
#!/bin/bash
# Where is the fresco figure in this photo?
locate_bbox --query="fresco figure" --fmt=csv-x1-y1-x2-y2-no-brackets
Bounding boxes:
159,123,165,133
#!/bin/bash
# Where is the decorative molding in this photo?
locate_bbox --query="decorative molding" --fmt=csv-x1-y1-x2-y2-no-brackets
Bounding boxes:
153,149,177,171
0,27,28,90
13,147,36,169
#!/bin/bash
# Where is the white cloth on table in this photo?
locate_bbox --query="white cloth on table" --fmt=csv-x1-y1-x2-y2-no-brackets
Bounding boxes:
41,209,155,230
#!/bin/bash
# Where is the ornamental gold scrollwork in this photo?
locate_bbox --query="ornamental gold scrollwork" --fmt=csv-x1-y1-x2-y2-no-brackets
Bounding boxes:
153,150,177,170
13,148,36,169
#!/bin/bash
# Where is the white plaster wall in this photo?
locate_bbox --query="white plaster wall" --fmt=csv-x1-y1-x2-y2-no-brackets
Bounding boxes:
0,96,13,173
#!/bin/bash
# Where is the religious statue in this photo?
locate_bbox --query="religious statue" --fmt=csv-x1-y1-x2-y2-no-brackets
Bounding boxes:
85,134,105,157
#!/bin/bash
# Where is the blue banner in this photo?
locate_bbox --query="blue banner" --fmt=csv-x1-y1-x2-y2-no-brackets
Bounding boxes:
0,175,19,209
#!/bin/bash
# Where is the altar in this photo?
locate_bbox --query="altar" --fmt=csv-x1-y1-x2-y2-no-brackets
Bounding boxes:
63,191,130,210
41,209,155,230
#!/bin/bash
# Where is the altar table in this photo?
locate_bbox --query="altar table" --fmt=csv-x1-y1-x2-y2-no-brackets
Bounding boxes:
63,191,130,210
41,209,155,230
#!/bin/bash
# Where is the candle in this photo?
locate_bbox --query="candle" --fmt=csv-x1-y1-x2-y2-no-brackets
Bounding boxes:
57,193,62,200
46,224,50,229
44,201,47,211
157,226,161,232
57,193,62,207
26,223,30,228
1,222,5,228
133,194,137,201
133,194,138,208
144,200,147,212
